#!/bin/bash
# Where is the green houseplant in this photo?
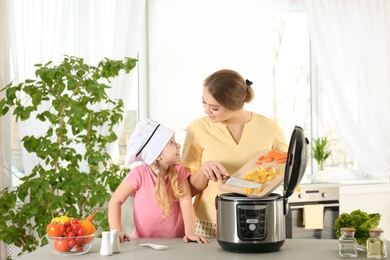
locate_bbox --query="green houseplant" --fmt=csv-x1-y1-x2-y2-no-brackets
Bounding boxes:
311,137,331,171
0,55,137,258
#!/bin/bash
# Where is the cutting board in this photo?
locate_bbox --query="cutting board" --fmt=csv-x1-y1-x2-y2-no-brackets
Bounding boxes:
219,149,286,197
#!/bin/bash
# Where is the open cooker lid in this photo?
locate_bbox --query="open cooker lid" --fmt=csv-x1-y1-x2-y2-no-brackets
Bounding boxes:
283,126,308,199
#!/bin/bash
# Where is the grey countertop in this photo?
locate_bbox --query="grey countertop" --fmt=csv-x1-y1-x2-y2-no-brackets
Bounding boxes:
18,238,388,259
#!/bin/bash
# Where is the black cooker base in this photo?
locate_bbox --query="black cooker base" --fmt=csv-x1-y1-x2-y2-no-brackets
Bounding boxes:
217,240,285,253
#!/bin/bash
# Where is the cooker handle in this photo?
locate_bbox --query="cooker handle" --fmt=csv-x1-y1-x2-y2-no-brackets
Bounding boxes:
283,198,288,216
289,203,340,210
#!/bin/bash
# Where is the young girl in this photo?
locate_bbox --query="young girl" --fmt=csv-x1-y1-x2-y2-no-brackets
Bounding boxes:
108,119,209,244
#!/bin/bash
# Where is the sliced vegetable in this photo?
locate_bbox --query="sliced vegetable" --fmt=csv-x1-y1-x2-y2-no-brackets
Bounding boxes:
257,150,287,165
242,166,282,194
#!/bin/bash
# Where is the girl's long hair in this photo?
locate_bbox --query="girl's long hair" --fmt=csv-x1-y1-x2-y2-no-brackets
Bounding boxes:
152,162,185,217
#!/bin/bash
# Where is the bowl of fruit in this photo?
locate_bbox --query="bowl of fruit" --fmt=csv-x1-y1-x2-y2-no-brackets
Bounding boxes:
45,215,97,255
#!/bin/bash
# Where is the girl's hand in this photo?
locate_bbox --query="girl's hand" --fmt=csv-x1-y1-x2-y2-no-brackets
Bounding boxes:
118,231,131,243
183,235,210,244
201,161,229,183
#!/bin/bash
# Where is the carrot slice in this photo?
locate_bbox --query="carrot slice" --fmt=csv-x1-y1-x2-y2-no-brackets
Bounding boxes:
256,150,288,165
266,150,278,159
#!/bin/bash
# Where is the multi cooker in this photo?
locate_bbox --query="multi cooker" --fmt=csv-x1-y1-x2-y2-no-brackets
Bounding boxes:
215,126,308,253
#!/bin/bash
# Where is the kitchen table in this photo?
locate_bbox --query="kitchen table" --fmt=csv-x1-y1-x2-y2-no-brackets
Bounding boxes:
17,238,388,260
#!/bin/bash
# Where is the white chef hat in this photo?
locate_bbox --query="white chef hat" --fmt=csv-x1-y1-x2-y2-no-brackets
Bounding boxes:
125,119,174,165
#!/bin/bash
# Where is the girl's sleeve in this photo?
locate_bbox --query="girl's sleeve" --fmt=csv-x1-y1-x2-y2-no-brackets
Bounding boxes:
124,168,141,191
175,164,191,183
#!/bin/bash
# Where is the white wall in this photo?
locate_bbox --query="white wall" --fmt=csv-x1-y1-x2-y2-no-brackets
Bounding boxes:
147,0,274,143
340,184,390,241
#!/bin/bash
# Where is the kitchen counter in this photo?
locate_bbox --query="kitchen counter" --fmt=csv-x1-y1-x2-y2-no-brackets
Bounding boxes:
17,238,388,259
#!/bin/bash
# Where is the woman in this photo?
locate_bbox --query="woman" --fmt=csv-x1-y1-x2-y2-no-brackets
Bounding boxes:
181,69,288,237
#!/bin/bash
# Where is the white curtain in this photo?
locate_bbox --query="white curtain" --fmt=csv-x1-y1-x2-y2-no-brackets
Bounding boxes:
5,0,145,175
305,0,390,179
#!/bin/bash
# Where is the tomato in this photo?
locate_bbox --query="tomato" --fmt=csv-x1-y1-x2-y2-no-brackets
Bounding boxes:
67,231,76,237
54,239,72,252
76,246,84,252
72,223,80,232
75,237,84,246
46,223,65,237
77,228,85,236
65,226,73,234
68,239,76,248
64,221,71,228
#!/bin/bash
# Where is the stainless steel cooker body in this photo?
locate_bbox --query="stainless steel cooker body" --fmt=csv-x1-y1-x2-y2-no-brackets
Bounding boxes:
216,193,286,252
215,126,309,253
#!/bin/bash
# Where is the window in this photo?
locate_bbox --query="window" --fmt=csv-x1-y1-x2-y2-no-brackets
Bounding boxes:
5,0,362,190
147,0,358,180
272,3,356,177
4,1,142,189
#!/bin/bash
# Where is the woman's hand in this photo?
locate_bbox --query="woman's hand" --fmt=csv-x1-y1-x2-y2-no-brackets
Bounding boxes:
201,161,229,183
183,235,210,244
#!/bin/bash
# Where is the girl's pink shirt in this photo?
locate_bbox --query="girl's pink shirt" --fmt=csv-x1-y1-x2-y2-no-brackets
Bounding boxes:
124,163,190,238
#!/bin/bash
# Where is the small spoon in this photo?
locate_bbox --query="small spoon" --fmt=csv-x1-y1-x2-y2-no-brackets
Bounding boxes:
140,243,169,250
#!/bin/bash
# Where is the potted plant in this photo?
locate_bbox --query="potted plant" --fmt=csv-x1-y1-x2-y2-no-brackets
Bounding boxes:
0,55,137,257
311,137,331,182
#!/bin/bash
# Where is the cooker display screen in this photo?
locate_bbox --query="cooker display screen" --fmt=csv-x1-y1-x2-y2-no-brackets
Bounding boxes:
237,206,267,240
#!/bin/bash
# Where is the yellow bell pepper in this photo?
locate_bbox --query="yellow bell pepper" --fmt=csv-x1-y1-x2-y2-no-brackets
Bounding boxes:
51,217,61,223
51,215,70,224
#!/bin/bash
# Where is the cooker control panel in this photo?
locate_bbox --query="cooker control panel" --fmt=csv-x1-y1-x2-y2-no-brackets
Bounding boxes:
236,204,267,240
